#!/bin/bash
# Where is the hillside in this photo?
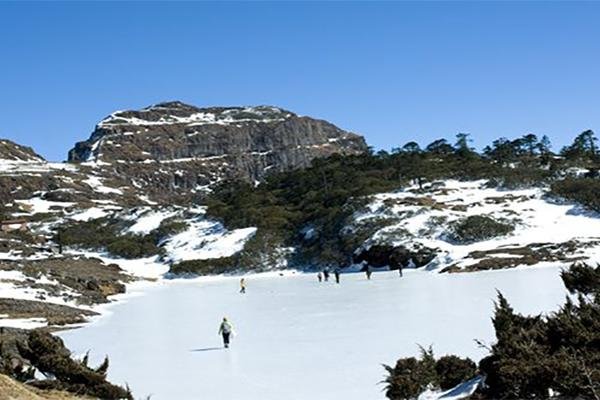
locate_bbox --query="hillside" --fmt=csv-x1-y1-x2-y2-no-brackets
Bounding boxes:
0,121,599,332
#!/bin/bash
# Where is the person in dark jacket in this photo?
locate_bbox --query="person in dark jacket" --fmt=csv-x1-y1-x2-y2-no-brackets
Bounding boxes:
365,265,372,280
334,268,340,284
323,269,330,282
218,317,234,348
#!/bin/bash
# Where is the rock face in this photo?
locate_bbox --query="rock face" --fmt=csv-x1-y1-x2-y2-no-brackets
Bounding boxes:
353,244,438,270
68,102,368,195
0,139,44,162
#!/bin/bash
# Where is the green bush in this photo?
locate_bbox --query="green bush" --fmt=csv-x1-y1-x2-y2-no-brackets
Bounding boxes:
154,218,189,241
551,177,600,212
106,235,159,259
16,330,132,399
435,355,476,390
384,263,600,399
57,218,161,259
448,215,514,244
169,257,236,275
477,263,600,399
383,346,437,400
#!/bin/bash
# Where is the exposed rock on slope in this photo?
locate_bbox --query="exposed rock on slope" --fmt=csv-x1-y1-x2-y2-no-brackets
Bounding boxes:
68,101,367,195
0,139,44,162
0,139,140,207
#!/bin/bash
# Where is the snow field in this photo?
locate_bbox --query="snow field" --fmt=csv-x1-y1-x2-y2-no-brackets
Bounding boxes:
59,267,568,400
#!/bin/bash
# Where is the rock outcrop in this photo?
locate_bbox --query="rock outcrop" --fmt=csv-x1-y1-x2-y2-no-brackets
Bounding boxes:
0,140,44,163
68,101,367,196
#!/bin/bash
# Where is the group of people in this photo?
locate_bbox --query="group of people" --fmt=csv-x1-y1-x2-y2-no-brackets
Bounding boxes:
316,268,341,283
317,265,404,283
219,264,405,348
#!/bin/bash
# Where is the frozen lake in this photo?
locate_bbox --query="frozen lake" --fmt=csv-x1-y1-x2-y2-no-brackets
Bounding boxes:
60,267,568,400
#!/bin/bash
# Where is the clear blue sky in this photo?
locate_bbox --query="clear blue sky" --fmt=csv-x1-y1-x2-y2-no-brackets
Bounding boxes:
1,1,600,161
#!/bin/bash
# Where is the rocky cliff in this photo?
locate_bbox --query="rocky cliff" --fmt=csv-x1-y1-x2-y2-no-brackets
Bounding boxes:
0,139,44,162
68,102,367,196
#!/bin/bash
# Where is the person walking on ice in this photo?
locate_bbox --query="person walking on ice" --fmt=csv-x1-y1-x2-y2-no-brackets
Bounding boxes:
317,272,323,282
334,268,340,284
240,278,246,294
218,317,234,348
365,265,372,280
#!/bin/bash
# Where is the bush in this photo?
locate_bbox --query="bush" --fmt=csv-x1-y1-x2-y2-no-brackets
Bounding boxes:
435,355,476,390
561,262,600,296
15,330,132,399
551,177,600,212
57,217,162,259
169,257,236,275
383,346,437,400
154,218,189,241
106,235,159,259
478,263,600,399
384,263,600,399
448,215,514,244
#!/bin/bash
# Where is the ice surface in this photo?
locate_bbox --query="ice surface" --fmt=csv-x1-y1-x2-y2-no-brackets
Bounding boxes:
59,267,567,400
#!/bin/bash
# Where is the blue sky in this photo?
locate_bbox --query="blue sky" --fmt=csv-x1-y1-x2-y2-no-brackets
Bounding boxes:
1,1,600,161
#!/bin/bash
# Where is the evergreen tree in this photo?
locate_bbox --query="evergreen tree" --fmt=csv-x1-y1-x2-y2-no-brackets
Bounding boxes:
454,133,474,157
561,130,599,162
425,139,454,155
401,141,422,154
521,133,539,155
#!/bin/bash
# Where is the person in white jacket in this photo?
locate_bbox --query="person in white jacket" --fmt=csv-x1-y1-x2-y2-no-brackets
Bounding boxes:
218,317,234,348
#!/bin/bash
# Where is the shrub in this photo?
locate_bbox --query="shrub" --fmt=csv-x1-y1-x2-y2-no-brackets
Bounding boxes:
169,257,236,275
560,262,600,296
551,177,600,212
383,346,437,400
478,263,600,399
435,355,477,390
57,218,162,259
448,215,514,244
16,330,132,399
106,235,158,259
154,218,189,241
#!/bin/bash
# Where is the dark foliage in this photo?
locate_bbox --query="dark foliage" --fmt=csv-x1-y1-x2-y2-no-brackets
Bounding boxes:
448,215,514,244
14,330,132,399
435,355,477,390
478,263,600,399
384,263,600,399
384,346,477,399
551,178,600,213
56,215,189,259
383,346,437,400
207,132,565,268
170,257,236,275
561,263,600,296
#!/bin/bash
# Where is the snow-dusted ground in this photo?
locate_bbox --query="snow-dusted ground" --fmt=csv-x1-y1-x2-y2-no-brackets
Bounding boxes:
356,180,600,269
59,266,567,400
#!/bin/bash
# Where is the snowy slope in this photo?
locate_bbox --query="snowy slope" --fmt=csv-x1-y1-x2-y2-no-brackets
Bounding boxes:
59,267,567,400
354,180,600,271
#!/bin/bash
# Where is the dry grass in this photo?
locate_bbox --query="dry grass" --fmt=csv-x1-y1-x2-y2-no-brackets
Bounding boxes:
0,374,89,400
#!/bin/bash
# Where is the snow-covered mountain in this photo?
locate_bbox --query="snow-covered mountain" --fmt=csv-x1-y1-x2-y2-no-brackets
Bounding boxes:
0,103,367,328
1,107,599,333
68,101,367,199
